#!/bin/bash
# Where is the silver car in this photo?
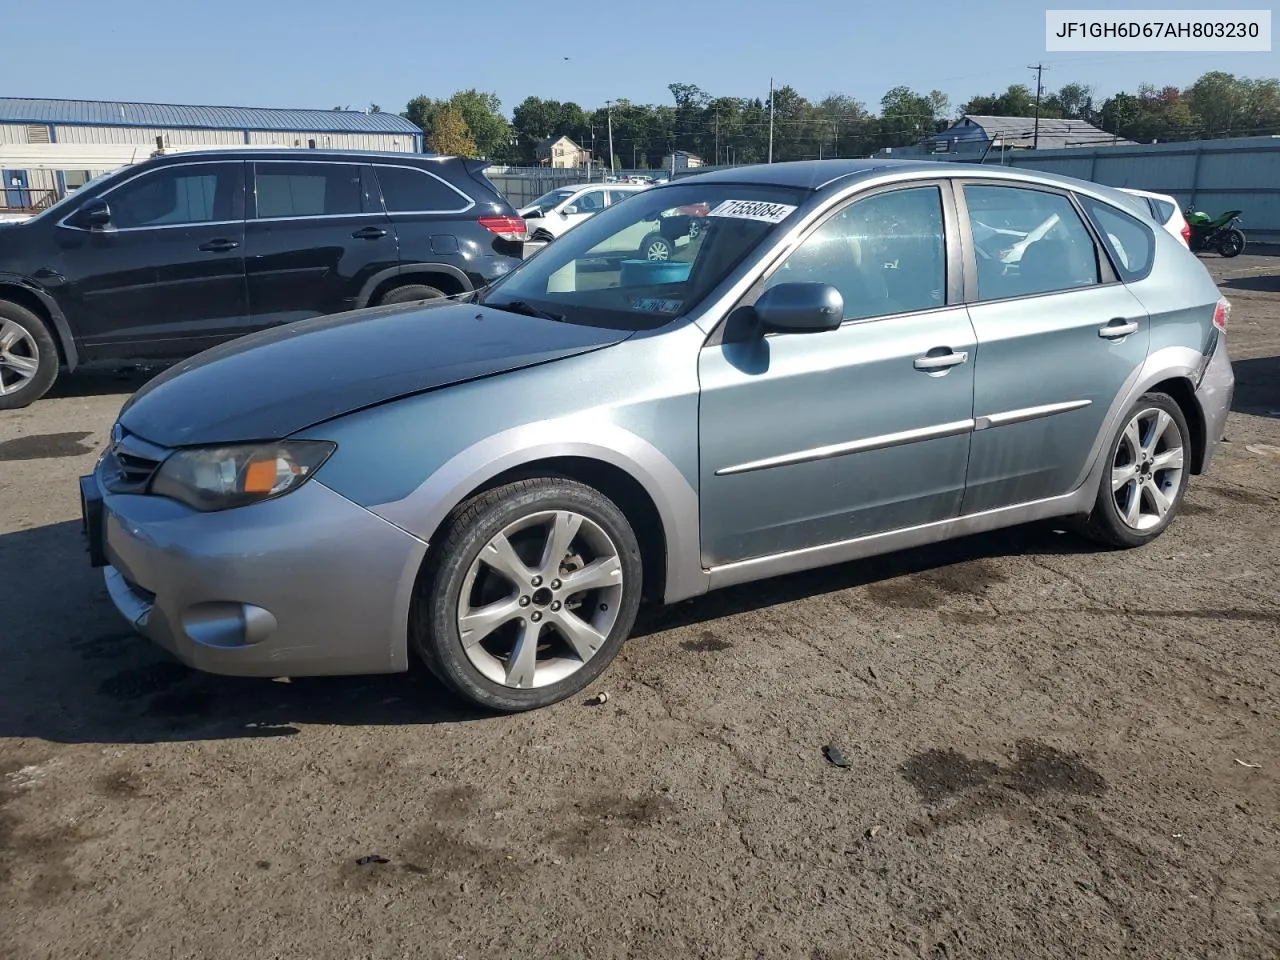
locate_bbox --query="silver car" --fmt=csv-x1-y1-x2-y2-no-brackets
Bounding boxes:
80,160,1235,712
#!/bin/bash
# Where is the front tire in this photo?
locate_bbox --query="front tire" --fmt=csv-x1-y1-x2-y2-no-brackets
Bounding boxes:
413,478,643,712
0,300,59,410
1076,392,1190,548
1218,229,1245,258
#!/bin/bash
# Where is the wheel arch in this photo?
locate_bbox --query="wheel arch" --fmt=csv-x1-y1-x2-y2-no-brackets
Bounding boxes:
0,280,79,369
370,421,708,606
358,264,473,307
1071,346,1209,495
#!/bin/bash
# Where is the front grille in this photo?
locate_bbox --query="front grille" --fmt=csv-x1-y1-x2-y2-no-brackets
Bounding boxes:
101,428,168,494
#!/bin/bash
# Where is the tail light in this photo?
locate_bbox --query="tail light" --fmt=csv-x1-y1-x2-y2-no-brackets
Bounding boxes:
1213,297,1230,333
1181,221,1192,246
478,215,528,242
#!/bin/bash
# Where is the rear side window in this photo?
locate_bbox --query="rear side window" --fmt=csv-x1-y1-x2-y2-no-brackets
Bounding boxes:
373,165,470,213
964,184,1099,301
1079,197,1155,281
254,162,364,218
1149,197,1176,224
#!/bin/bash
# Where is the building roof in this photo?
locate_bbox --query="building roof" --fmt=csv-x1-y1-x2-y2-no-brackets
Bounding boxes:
0,97,422,135
943,115,1135,148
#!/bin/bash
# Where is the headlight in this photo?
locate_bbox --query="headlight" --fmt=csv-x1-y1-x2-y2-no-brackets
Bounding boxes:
150,440,336,512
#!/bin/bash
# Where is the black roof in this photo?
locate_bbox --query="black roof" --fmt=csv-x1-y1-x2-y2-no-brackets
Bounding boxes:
145,147,445,166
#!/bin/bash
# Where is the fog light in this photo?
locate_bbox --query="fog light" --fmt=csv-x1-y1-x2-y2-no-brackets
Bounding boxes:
182,602,277,649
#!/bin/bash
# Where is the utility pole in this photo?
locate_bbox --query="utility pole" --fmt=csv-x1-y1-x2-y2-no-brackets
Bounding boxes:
1028,63,1048,149
768,77,775,163
605,100,615,175
715,108,719,167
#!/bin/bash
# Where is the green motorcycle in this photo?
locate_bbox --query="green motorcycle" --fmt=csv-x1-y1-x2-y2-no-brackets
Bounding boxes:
1184,208,1246,258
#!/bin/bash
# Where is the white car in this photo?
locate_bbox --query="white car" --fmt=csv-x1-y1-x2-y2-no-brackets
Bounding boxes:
518,182,650,243
1119,187,1191,246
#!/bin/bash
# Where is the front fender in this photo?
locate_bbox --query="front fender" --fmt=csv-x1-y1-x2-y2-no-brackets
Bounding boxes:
369,417,708,604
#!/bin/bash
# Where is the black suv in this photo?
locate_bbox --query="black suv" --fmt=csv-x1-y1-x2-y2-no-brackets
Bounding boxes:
0,148,528,408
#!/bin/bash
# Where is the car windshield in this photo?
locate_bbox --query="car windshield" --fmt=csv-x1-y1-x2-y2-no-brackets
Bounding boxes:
484,183,805,330
527,188,576,211
26,168,125,222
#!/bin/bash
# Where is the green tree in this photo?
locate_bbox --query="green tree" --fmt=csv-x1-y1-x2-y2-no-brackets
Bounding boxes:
1188,71,1246,136
448,89,511,160
426,106,477,156
403,95,445,143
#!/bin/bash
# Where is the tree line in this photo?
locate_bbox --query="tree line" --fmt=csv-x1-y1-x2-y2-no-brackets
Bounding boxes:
402,71,1280,167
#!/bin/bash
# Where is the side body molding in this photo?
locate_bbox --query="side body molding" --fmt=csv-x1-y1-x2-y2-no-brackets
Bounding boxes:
368,417,710,604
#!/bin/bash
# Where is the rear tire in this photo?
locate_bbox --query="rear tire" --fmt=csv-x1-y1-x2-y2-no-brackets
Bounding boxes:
1074,392,1190,548
377,283,447,307
1218,229,1245,258
0,300,59,410
413,477,643,713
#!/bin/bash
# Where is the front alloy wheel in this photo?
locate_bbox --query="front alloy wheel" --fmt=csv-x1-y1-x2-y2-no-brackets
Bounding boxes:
414,477,643,712
458,510,623,689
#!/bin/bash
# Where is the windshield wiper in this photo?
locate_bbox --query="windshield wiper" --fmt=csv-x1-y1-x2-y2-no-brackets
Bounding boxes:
486,299,566,322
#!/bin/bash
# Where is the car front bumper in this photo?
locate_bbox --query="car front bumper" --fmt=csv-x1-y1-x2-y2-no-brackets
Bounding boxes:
87,472,428,677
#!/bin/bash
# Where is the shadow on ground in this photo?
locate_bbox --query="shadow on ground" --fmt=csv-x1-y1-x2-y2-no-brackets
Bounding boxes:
1231,355,1280,419
1220,273,1280,295
0,513,1094,745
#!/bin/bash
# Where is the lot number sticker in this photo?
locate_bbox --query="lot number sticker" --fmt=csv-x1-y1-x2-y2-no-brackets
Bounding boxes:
707,199,797,223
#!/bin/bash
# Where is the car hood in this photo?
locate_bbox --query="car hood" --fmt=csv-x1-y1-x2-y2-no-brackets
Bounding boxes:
118,300,633,447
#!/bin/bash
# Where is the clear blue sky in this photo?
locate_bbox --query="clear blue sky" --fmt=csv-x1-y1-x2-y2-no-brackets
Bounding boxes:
6,0,1276,115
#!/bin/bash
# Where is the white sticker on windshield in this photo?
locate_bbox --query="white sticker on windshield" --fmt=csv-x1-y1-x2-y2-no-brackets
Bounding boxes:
707,199,797,223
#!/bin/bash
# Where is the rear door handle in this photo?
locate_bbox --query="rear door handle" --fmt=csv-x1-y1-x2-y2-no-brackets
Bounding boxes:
199,238,239,253
1099,318,1139,339
352,226,387,239
914,350,969,372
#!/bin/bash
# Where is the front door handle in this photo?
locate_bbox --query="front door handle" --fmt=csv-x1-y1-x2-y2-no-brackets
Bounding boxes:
352,226,388,239
198,238,239,253
1099,318,1139,339
914,350,969,372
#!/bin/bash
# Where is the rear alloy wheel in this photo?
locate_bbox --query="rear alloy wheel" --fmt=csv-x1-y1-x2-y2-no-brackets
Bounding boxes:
639,232,673,261
378,283,446,307
0,300,59,410
414,478,643,712
1077,392,1190,548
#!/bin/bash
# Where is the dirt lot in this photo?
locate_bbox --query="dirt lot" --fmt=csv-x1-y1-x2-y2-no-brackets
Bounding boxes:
1,254,1278,960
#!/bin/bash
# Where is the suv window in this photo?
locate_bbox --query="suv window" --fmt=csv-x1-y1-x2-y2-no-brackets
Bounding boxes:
1080,196,1155,281
573,190,606,213
964,185,1099,301
373,164,469,213
765,186,947,321
254,162,364,219
107,162,242,229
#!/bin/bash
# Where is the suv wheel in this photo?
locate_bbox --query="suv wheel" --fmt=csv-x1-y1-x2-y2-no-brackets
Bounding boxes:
1076,392,1190,548
378,283,446,307
413,477,643,712
0,300,59,410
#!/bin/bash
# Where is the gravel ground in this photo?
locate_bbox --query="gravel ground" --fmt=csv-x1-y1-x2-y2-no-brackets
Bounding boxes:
1,254,1278,960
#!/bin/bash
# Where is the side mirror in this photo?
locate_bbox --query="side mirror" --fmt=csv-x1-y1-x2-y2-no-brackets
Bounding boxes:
753,282,844,333
562,205,578,216
78,199,112,230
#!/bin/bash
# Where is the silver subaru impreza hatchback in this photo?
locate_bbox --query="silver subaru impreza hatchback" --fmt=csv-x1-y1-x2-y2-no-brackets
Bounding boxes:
80,159,1235,712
